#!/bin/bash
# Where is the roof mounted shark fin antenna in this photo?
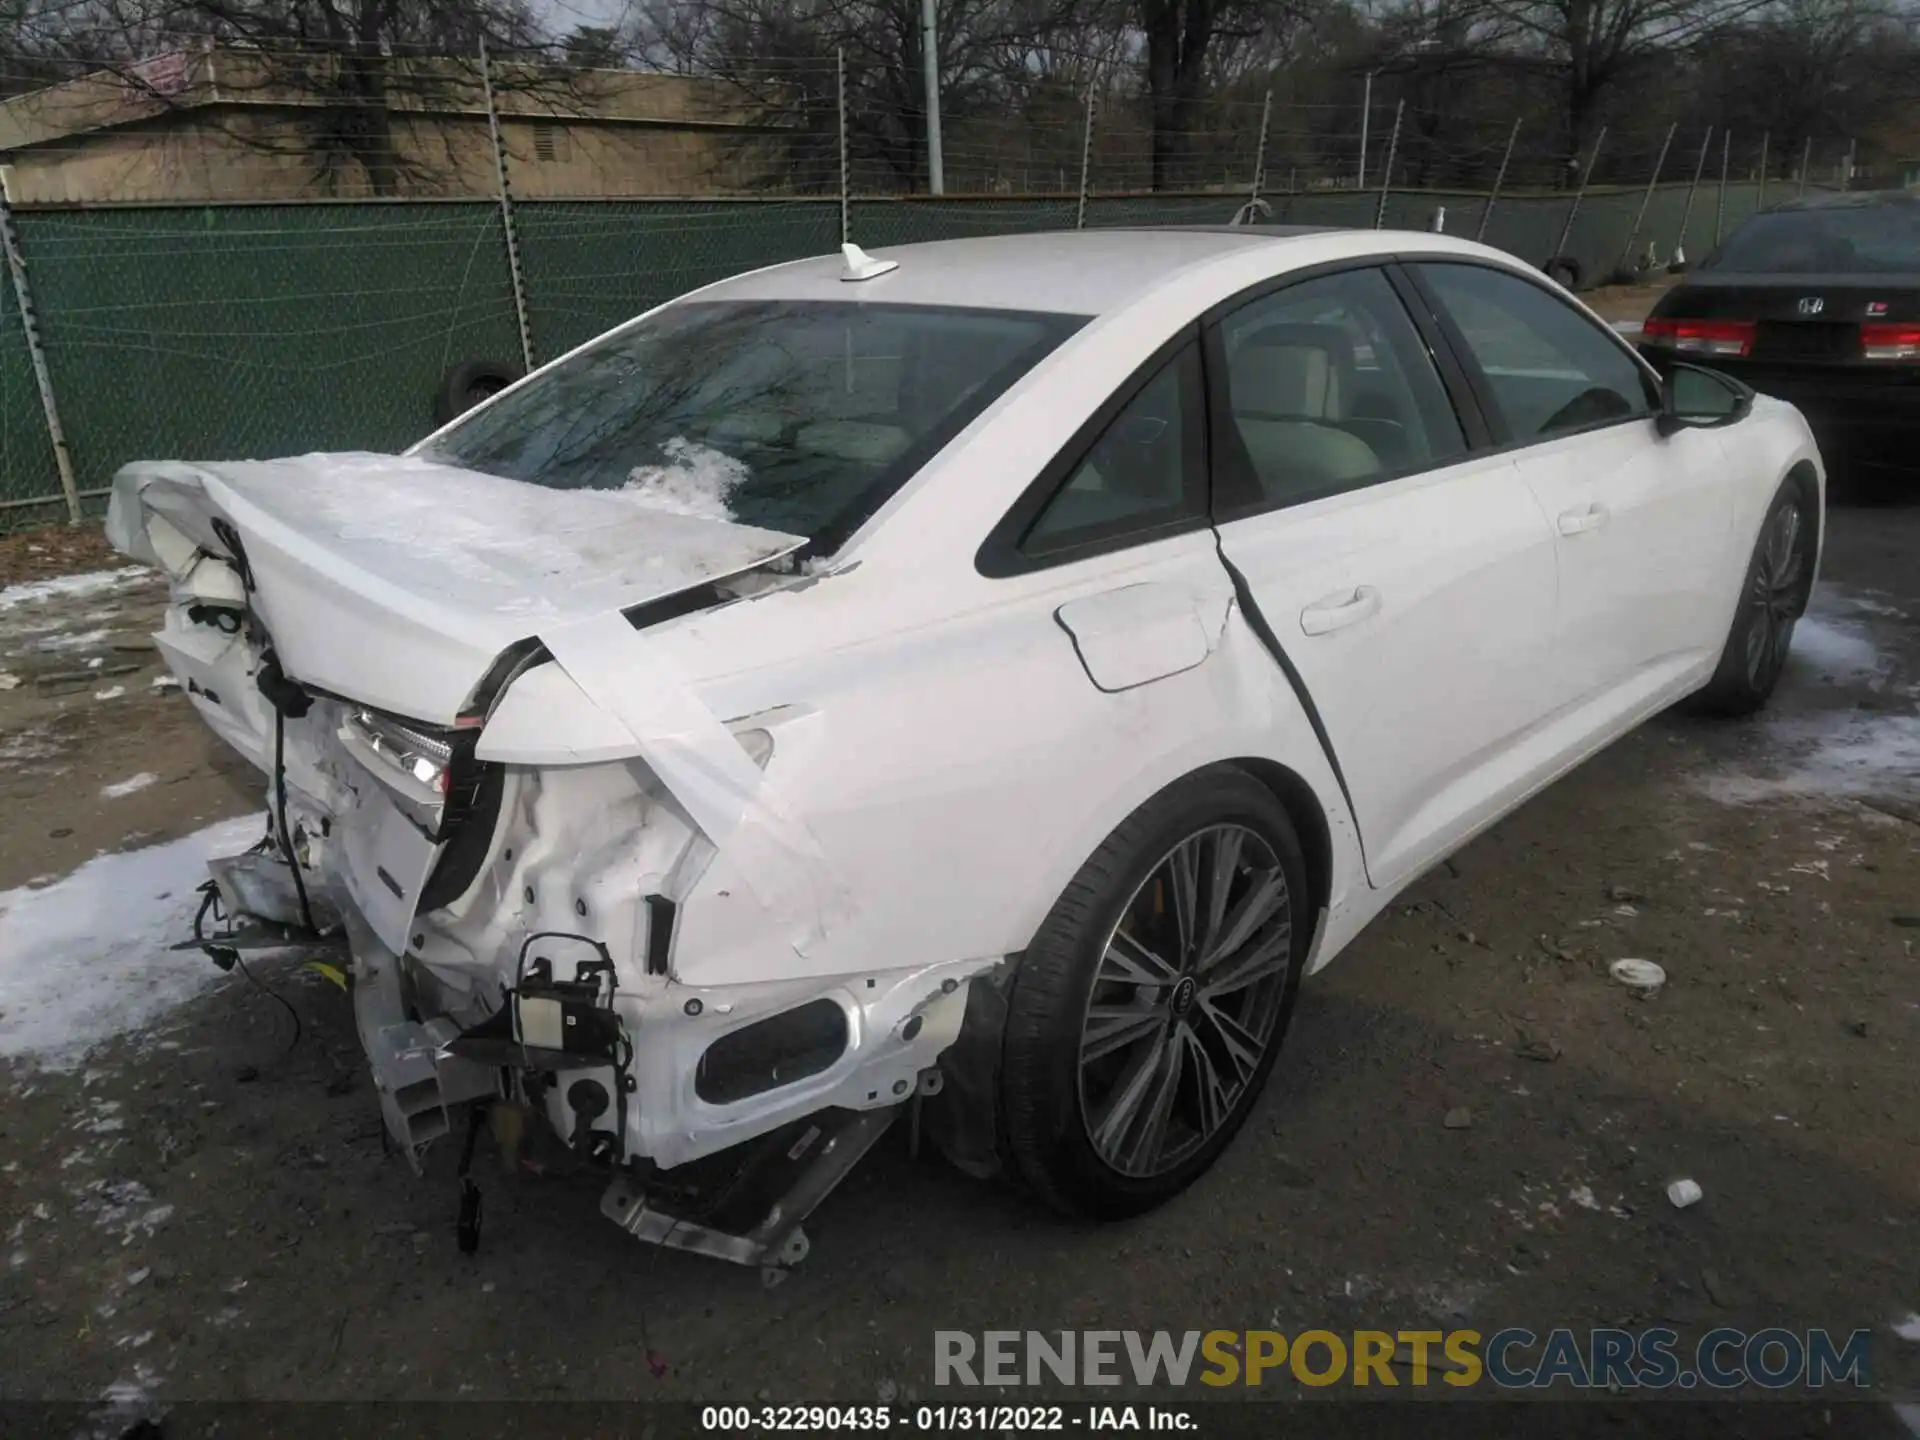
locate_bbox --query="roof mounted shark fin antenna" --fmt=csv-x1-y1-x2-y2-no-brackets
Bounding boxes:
840,243,899,282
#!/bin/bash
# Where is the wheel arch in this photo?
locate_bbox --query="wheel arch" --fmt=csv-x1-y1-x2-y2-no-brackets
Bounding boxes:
1225,755,1335,927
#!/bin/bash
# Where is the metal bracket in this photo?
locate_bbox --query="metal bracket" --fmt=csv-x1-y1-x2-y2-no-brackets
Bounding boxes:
599,1105,899,1274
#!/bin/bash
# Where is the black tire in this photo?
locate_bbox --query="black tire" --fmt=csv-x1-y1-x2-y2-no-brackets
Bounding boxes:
1692,479,1817,717
432,358,523,429
999,765,1311,1220
1543,256,1582,290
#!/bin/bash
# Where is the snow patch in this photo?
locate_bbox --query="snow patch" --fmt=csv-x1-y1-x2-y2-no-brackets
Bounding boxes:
100,772,158,799
0,815,264,1069
0,568,150,611
32,627,111,653
620,437,747,521
1788,614,1886,687
1698,712,1920,806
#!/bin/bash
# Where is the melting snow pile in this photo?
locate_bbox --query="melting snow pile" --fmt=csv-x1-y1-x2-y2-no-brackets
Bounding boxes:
0,815,264,1069
1696,591,1919,808
622,437,747,521
0,568,151,612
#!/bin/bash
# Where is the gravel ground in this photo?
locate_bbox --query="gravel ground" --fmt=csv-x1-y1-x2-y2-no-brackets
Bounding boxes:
0,491,1915,1433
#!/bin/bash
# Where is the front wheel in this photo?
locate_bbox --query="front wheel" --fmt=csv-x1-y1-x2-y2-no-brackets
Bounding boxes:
1693,480,1816,717
999,766,1310,1219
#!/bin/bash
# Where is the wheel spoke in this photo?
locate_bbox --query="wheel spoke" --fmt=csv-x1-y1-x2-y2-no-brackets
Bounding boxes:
1197,869,1288,973
1099,929,1180,989
1081,1004,1166,1066
1198,827,1243,965
1090,1028,1168,1162
1181,1024,1232,1139
1200,926,1292,1001
1193,996,1265,1087
1165,837,1202,968
1121,1033,1185,1173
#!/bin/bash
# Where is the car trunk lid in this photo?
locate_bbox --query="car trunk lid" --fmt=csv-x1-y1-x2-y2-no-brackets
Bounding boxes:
109,453,807,955
108,452,807,726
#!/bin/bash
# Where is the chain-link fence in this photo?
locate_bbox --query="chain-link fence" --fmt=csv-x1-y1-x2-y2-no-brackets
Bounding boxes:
0,40,1854,528
0,177,1800,529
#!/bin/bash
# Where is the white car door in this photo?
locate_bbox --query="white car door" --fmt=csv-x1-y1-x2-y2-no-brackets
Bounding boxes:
1410,262,1739,716
1206,265,1563,894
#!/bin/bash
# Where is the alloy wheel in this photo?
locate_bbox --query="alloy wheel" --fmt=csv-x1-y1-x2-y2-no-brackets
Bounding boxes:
1744,500,1808,687
1077,823,1293,1179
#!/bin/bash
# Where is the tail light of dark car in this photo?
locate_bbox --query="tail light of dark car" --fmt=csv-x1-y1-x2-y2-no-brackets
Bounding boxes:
1640,317,1756,358
1860,323,1920,362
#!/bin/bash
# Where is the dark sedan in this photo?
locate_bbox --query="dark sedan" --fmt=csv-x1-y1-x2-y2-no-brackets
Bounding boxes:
1638,190,1919,488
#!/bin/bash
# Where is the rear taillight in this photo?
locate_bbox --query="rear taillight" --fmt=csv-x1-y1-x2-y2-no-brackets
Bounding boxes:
1641,317,1755,358
1860,323,1920,361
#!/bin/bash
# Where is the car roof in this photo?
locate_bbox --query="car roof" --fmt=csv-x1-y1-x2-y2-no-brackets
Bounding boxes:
696,226,1350,317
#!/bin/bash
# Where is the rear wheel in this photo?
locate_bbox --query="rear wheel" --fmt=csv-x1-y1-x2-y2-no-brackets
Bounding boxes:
1693,481,1816,717
999,767,1310,1219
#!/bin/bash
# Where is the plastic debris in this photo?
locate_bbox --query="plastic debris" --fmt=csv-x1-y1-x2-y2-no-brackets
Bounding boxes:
1667,1178,1703,1209
1609,958,1667,996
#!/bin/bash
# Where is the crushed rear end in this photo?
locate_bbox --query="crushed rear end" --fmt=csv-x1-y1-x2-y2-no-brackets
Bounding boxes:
106,452,989,1274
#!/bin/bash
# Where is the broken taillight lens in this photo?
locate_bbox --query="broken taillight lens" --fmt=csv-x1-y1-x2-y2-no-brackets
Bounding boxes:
346,709,455,797
1641,317,1755,358
1860,323,1920,361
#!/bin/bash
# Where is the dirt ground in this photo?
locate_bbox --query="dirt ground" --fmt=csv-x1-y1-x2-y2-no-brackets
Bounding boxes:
1,489,1917,1430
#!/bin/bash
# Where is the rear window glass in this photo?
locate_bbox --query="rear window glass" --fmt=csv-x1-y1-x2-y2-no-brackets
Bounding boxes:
420,300,1083,549
1704,203,1920,275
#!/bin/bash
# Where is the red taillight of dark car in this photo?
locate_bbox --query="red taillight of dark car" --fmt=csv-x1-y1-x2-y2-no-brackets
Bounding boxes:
1640,317,1757,358
1860,323,1920,361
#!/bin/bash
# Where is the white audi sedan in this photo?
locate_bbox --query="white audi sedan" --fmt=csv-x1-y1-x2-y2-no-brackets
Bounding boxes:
108,226,1823,1268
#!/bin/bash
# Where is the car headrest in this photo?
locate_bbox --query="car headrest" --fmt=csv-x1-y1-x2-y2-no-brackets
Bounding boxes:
1231,322,1358,421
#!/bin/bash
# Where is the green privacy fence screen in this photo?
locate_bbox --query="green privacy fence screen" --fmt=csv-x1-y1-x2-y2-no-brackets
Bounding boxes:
0,180,1783,528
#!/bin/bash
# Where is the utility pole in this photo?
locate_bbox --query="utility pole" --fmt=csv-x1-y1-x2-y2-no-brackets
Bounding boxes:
920,0,943,195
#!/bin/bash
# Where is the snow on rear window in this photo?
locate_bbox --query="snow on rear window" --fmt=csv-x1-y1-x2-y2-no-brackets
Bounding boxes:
419,300,1084,549
620,438,747,521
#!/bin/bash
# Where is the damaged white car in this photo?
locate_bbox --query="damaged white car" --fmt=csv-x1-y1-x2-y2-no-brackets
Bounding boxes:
108,227,1824,1272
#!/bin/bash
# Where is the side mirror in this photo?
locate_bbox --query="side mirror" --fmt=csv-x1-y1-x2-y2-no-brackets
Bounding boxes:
1656,361,1754,436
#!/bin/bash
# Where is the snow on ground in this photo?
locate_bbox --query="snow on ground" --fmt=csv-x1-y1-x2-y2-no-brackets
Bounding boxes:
1696,586,1919,809
0,815,264,1070
0,567,150,611
100,772,157,799
1789,613,1888,687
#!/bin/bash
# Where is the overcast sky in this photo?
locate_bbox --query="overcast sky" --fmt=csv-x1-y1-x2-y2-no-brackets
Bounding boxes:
534,0,633,38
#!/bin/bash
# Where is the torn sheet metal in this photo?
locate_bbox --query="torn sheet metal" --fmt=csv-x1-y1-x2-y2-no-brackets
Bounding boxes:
538,611,853,956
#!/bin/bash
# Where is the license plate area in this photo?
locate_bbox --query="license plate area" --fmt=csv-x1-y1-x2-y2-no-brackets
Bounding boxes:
1754,321,1856,362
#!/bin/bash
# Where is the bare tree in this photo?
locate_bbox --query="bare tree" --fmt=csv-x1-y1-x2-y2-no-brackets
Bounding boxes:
1468,0,1772,160
636,0,1100,191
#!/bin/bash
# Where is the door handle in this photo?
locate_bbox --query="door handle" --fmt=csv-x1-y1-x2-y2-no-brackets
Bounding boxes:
1299,585,1381,636
1557,504,1609,536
